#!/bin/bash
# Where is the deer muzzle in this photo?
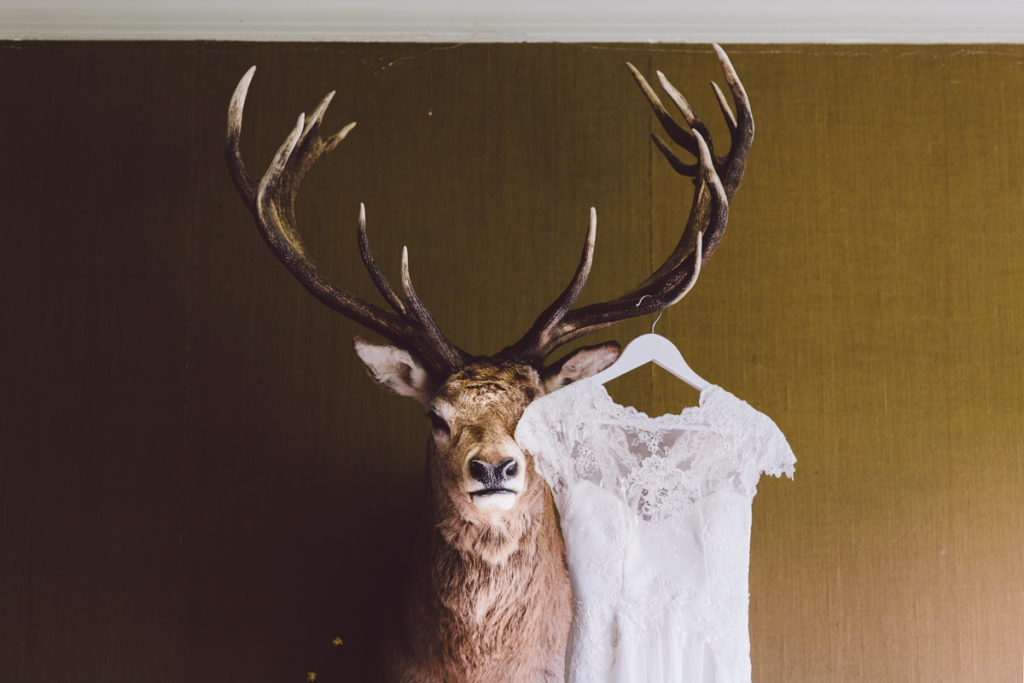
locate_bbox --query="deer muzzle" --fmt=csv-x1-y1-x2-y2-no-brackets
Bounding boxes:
466,457,523,511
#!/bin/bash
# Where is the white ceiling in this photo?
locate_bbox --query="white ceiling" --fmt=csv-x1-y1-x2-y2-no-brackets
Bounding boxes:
3,0,1023,42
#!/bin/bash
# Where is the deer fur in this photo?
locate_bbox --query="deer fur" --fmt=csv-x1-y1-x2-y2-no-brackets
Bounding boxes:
356,341,620,681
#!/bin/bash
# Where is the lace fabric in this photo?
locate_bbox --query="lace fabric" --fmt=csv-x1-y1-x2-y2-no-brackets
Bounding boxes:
515,382,795,683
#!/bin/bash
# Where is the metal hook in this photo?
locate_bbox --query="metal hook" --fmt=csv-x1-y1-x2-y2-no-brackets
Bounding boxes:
635,295,663,334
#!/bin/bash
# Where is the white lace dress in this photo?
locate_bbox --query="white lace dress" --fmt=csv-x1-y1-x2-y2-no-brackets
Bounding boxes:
514,382,795,683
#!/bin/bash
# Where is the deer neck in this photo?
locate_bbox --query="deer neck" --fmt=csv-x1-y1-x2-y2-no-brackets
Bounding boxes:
427,485,557,628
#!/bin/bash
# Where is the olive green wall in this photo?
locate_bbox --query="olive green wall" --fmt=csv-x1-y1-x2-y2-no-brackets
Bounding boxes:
1,42,1021,682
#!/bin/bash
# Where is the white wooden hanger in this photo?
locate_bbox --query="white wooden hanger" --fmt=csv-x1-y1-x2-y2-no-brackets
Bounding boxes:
584,233,710,391
587,329,710,391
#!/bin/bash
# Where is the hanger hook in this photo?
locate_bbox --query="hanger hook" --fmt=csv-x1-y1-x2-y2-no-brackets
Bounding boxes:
635,295,663,334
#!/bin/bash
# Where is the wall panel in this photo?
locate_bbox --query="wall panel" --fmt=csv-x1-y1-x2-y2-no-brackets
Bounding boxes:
1,42,1021,682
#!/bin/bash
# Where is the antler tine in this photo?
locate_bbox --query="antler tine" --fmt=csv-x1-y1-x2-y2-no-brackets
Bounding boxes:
710,80,737,134
506,47,748,365
630,124,726,290
626,62,699,161
226,65,258,208
500,208,597,362
655,69,717,159
226,68,466,377
711,43,754,198
357,203,407,316
400,247,465,372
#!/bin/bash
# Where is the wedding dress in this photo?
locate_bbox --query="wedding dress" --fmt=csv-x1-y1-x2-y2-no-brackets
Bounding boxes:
514,382,795,682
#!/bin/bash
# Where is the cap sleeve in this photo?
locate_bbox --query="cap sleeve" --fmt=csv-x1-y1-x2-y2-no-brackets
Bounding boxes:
748,410,796,480
702,387,796,492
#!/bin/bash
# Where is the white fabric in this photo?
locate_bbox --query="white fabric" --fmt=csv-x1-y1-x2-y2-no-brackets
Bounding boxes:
514,382,795,683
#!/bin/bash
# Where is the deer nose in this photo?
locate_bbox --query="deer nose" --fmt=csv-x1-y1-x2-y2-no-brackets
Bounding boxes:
468,458,519,485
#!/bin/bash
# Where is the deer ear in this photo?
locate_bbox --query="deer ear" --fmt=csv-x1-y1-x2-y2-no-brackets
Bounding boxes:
541,341,621,392
353,337,434,406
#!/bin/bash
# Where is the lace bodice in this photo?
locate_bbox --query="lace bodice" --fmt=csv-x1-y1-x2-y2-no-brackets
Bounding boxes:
515,382,795,683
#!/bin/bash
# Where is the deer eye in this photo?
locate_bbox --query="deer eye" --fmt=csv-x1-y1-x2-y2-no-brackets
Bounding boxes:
428,410,450,436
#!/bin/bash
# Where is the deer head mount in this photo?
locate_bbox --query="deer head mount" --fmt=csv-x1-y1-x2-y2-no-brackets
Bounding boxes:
225,45,752,679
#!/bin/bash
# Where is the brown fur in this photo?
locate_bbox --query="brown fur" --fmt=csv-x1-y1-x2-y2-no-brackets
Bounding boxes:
389,362,571,682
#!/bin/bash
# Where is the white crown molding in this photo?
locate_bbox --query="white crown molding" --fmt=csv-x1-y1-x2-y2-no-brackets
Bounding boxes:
1,4,1023,42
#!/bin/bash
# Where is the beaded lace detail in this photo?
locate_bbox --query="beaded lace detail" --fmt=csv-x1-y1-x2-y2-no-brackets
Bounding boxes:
515,382,794,682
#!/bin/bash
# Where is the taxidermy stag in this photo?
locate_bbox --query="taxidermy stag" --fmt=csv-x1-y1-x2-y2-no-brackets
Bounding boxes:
226,44,752,682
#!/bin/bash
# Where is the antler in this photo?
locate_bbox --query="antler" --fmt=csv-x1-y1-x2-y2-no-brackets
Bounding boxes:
226,66,467,378
501,44,753,367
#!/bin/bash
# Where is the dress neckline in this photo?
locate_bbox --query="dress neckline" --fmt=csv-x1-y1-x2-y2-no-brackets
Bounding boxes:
566,380,725,429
